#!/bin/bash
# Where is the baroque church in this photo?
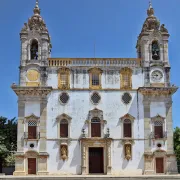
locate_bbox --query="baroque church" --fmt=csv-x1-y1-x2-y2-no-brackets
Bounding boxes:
12,0,178,175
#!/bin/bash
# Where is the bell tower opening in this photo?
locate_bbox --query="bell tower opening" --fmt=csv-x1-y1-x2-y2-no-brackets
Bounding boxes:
30,39,38,60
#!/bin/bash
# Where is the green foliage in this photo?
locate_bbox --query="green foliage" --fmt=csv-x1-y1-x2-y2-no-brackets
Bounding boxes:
174,127,180,161
0,116,17,167
4,153,15,166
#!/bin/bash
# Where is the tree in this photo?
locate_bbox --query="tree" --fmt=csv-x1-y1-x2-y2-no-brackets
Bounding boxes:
0,117,17,173
174,127,180,161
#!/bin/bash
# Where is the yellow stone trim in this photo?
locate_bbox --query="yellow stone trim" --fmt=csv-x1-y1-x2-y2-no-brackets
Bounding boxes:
26,82,40,87
27,70,40,81
58,68,70,90
120,67,132,90
151,83,165,87
88,67,102,90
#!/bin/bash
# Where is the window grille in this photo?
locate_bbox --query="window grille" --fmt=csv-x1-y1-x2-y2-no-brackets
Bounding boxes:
60,74,68,86
28,121,37,126
122,92,132,104
91,92,101,104
59,92,69,104
92,73,99,86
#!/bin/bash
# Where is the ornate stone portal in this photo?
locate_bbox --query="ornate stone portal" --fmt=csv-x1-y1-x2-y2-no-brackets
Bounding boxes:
81,138,112,175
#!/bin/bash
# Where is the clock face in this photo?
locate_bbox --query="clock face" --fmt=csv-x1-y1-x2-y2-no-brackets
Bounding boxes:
151,70,163,82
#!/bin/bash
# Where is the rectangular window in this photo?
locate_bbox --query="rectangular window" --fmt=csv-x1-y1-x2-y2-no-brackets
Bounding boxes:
60,124,68,138
92,73,100,86
123,74,130,87
61,74,68,86
28,126,37,139
123,123,132,138
155,126,163,139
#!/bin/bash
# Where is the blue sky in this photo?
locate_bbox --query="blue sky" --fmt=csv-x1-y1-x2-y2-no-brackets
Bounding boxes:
0,0,179,127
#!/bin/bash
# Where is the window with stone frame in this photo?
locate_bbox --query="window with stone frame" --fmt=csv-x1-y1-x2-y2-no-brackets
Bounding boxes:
154,121,163,139
30,39,38,60
58,68,70,90
60,119,68,138
91,117,101,137
89,68,102,90
28,120,37,139
120,68,132,89
123,119,132,138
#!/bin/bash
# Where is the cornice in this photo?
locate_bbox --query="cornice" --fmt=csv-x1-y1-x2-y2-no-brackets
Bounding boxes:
11,84,52,97
138,86,178,96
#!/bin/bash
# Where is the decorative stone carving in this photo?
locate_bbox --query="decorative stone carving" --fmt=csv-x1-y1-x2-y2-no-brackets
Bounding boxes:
120,113,135,122
160,24,168,33
138,87,178,96
11,85,52,97
60,145,68,161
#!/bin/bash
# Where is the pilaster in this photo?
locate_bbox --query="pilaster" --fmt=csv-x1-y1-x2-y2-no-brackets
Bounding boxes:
17,98,25,152
39,98,47,152
143,98,151,153
165,99,174,154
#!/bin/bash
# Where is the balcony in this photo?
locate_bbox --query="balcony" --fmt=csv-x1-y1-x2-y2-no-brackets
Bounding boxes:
24,132,40,140
150,131,167,140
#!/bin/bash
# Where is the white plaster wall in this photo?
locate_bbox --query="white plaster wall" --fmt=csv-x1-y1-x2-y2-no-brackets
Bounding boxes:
25,101,40,117
46,91,144,174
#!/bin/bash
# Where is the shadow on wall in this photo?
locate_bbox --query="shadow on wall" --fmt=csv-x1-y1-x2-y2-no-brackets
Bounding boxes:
70,142,81,175
138,154,144,171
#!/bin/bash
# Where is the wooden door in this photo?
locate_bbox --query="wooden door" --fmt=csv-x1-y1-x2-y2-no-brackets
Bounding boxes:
89,148,103,174
28,126,37,139
91,123,101,137
28,158,36,174
156,158,164,173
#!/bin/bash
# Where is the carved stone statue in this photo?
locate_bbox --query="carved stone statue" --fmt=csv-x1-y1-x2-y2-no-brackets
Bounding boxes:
125,145,131,160
160,24,168,33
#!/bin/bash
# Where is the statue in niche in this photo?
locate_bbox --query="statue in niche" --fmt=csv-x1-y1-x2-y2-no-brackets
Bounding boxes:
61,145,68,161
125,145,131,160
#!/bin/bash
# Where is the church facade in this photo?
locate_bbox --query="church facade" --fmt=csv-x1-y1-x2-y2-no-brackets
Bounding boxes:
12,1,178,176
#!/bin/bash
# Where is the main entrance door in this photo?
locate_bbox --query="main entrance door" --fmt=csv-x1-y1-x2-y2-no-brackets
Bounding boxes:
89,147,104,174
156,158,164,173
28,158,36,174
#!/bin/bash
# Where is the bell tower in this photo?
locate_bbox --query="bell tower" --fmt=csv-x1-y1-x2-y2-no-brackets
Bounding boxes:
20,0,51,86
136,1,170,87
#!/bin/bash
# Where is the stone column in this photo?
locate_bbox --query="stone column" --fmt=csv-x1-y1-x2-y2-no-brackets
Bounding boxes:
107,140,112,175
82,145,86,175
144,67,150,87
37,156,49,175
39,98,47,152
165,99,174,154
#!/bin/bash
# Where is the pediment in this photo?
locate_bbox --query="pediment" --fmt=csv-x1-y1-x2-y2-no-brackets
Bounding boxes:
120,113,135,121
25,113,39,121
56,113,72,121
88,108,103,120
151,114,165,121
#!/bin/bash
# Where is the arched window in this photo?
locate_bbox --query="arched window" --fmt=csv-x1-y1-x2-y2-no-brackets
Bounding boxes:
120,68,132,90
154,121,163,139
91,117,101,137
30,39,38,60
60,119,68,138
152,41,160,60
123,119,132,138
89,68,102,90
58,68,70,90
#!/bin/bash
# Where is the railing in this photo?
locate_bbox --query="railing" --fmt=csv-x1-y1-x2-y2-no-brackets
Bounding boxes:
48,58,141,67
150,131,167,139
24,132,40,140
